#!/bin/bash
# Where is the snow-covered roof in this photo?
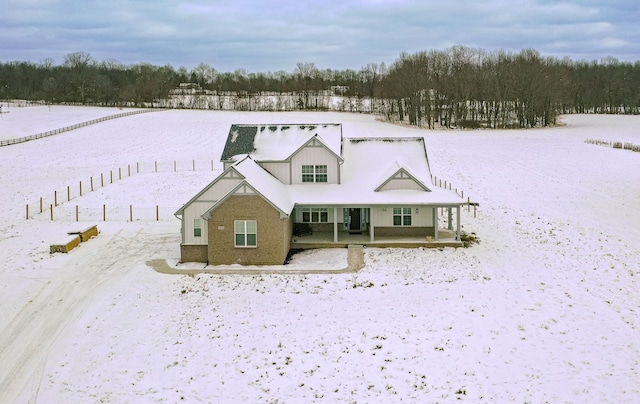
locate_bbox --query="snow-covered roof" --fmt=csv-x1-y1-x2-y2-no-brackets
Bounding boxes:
220,123,342,162
203,156,294,218
288,137,462,206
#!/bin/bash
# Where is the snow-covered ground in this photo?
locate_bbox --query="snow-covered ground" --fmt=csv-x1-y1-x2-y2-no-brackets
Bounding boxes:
0,107,639,403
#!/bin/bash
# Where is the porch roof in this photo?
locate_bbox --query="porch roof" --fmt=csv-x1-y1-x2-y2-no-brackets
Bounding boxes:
287,184,463,206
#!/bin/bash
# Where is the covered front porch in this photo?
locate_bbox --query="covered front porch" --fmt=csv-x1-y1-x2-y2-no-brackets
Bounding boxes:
291,205,463,249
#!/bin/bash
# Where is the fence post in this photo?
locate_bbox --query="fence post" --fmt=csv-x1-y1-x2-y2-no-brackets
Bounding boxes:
91,177,94,192
76,205,79,222
103,205,106,221
174,161,176,172
119,167,122,180
55,190,58,206
101,173,104,187
193,160,195,171
129,205,133,222
128,165,131,177
467,197,470,212
155,161,157,172
40,197,43,213
156,205,159,221
474,204,477,218
211,160,214,171
67,186,70,201
110,170,113,184
137,162,140,173
80,181,82,196
26,204,29,220
50,204,54,221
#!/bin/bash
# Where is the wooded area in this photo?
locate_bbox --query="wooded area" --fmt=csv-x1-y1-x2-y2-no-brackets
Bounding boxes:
2,47,639,128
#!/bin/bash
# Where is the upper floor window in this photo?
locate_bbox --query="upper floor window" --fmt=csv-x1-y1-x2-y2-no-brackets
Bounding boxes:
302,165,327,183
393,208,412,226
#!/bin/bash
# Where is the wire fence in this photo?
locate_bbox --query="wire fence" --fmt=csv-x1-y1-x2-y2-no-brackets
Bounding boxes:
25,159,222,221
29,204,181,222
431,175,478,217
0,109,160,147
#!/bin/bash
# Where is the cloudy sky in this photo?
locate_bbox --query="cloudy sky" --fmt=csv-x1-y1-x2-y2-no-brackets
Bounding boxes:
2,0,638,72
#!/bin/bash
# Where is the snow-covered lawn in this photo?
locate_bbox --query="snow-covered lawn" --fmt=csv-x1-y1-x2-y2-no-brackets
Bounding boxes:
0,108,639,402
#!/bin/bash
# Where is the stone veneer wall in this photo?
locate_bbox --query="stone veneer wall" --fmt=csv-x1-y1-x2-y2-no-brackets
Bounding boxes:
207,195,291,265
373,226,434,238
180,244,208,263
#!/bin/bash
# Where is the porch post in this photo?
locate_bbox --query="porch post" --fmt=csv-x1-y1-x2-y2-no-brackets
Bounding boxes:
434,206,439,241
456,206,461,241
333,207,338,242
448,207,453,230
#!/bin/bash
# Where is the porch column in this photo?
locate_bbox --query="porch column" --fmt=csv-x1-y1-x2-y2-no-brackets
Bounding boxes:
448,207,453,230
434,206,439,241
456,206,461,241
370,224,375,242
333,207,338,242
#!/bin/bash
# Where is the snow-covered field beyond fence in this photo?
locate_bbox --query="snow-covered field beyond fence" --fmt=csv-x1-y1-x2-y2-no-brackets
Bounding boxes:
0,106,639,403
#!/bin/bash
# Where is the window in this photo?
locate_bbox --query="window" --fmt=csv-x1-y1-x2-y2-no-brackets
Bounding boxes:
235,220,257,247
302,165,328,183
393,208,412,226
193,219,202,237
302,207,328,223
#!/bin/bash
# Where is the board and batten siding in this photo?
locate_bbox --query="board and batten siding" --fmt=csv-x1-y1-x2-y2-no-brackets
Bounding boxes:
182,176,243,245
259,161,290,184
378,177,425,191
290,145,340,184
371,206,434,227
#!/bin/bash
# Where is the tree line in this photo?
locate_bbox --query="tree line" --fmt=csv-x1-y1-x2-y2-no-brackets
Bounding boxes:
1,48,639,128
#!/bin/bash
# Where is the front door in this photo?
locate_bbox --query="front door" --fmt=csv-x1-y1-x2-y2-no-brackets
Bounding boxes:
349,208,361,232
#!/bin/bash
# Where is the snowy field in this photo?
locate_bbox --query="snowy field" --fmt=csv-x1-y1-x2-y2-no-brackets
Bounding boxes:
0,107,639,403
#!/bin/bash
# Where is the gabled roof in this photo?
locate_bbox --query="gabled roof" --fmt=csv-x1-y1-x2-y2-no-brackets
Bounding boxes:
174,164,246,217
286,137,463,206
202,156,294,218
374,161,432,192
220,123,342,162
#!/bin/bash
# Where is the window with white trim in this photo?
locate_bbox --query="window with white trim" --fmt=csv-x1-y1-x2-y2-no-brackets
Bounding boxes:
234,220,257,247
193,218,202,237
393,208,412,226
302,207,328,223
302,165,328,183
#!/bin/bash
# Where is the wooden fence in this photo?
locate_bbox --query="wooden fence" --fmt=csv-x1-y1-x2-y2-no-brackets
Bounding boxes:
0,109,160,147
25,159,222,221
31,204,181,222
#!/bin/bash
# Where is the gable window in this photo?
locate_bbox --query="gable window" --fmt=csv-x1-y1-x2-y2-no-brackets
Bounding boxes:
194,219,202,237
302,207,328,223
393,208,412,226
235,220,257,247
302,165,328,183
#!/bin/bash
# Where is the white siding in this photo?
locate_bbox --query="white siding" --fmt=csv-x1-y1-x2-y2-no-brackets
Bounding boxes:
290,145,340,184
378,178,425,191
371,206,434,226
200,176,242,200
183,201,213,244
260,161,290,184
181,175,243,245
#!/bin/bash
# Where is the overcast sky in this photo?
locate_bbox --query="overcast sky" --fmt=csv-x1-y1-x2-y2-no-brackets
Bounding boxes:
2,0,638,72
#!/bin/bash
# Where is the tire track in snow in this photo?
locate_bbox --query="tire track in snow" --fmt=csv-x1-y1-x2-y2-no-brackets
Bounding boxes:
0,225,168,403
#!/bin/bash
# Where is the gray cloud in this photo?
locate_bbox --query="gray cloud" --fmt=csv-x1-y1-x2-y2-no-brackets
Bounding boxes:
1,0,638,71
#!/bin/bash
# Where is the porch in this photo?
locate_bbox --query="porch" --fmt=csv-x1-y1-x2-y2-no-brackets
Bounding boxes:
290,228,463,249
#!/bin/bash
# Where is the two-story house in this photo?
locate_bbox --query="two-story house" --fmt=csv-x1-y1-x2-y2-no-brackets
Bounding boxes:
174,123,464,265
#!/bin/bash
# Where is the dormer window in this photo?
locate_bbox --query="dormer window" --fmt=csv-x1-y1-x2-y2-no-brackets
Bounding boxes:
302,165,327,183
